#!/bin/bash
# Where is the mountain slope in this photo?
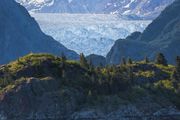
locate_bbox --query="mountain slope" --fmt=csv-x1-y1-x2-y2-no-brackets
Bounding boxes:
0,0,78,64
107,0,180,64
16,0,174,20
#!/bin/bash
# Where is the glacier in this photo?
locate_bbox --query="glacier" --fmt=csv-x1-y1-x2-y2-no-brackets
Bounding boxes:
31,13,151,56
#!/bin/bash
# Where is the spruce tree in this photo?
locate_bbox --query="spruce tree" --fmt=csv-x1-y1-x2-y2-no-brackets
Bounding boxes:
155,53,168,66
171,56,180,89
171,70,179,89
175,56,180,81
145,56,149,63
89,58,95,73
99,62,103,68
88,58,93,67
61,52,67,63
128,67,134,85
60,52,67,69
59,52,67,78
121,57,126,65
80,53,89,69
127,58,133,64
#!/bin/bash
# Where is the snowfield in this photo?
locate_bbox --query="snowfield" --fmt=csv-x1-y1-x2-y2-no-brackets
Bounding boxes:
31,13,151,56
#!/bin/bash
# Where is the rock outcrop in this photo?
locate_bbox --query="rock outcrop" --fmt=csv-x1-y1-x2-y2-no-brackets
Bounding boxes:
0,77,180,120
0,54,180,120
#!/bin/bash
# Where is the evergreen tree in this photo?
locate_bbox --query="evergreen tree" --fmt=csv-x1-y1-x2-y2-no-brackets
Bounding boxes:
80,53,89,69
89,58,95,73
127,58,133,64
175,56,180,81
59,52,67,78
155,53,168,66
128,67,134,85
88,58,93,67
171,56,180,85
0,66,12,87
176,56,180,73
121,57,126,65
171,70,179,89
60,52,67,69
99,62,103,68
61,52,67,63
145,56,149,63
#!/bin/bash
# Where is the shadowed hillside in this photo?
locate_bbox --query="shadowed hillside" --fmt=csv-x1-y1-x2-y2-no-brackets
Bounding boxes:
0,0,78,64
107,0,180,64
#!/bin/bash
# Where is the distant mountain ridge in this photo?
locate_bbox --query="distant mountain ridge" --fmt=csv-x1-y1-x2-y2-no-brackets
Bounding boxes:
107,0,180,64
0,0,78,64
16,0,174,20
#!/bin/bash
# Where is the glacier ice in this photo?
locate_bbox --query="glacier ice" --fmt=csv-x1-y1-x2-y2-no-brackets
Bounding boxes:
31,13,151,56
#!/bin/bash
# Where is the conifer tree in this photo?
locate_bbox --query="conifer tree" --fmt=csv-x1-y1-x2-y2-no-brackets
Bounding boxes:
61,52,67,63
171,56,180,87
171,70,179,89
88,58,93,67
155,53,168,66
60,52,67,69
175,56,180,81
145,56,149,63
128,67,134,85
121,57,126,65
99,62,103,68
80,53,89,69
128,58,133,64
89,58,95,73
59,52,67,78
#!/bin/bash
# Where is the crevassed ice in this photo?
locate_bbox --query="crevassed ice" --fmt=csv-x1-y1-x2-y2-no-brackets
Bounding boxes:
31,13,151,56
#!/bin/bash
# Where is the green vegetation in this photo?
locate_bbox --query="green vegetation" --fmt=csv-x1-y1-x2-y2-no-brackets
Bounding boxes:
120,57,126,65
135,70,155,78
144,56,149,63
80,53,89,69
155,53,168,66
173,56,180,81
127,58,133,64
0,53,180,108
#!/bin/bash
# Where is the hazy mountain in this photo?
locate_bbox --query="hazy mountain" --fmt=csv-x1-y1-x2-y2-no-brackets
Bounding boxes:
107,0,180,64
0,0,78,64
16,0,174,20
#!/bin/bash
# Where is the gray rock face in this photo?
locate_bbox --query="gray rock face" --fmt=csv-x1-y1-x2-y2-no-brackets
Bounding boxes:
16,0,174,20
0,77,85,120
72,106,180,120
0,77,180,120
107,0,180,64
0,0,78,64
